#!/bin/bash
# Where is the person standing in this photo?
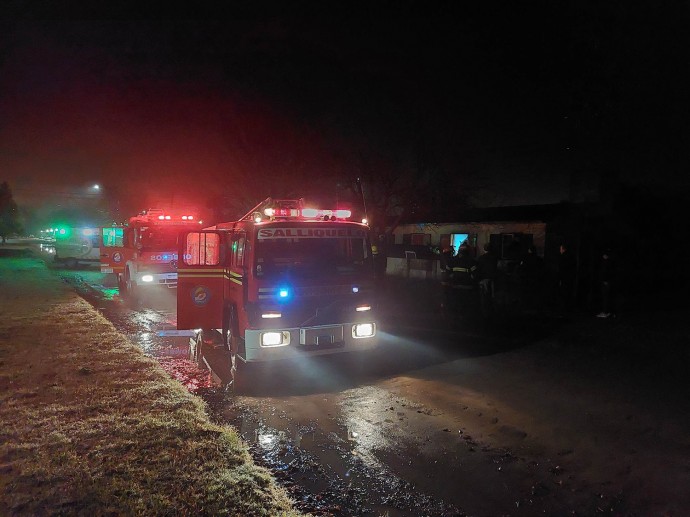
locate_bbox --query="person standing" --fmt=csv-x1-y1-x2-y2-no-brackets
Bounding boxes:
557,243,576,312
452,243,478,290
597,248,616,318
476,242,499,320
519,244,543,307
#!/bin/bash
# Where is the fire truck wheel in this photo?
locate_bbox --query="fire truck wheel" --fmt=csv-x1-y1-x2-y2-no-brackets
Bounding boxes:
191,332,205,368
229,354,250,394
222,305,239,353
125,274,140,304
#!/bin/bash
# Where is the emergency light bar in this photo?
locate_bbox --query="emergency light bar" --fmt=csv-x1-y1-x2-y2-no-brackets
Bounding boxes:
136,208,197,223
264,207,300,217
300,208,351,219
149,213,196,221
263,207,352,220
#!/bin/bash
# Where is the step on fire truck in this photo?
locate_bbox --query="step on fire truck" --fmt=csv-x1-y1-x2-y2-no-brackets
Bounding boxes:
176,198,378,391
100,209,201,302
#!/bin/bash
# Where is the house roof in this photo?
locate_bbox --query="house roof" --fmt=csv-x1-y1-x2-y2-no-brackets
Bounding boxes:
399,203,570,225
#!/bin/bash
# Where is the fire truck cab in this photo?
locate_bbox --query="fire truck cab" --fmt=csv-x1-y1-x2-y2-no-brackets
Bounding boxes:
100,208,199,301
177,198,378,389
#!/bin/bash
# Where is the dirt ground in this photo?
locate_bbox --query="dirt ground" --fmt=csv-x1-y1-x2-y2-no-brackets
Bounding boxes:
200,277,690,515
369,280,690,515
2,241,690,515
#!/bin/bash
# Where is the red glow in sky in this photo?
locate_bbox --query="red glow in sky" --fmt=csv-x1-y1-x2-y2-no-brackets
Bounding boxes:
0,24,348,218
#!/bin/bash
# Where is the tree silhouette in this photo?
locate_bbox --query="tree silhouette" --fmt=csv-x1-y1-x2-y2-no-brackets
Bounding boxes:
0,182,23,243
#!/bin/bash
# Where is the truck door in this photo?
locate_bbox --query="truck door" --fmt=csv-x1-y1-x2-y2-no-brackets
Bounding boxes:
177,230,226,330
100,226,127,276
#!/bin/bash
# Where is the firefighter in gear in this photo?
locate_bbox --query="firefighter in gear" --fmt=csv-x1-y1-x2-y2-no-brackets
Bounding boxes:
441,243,477,317
451,243,478,290
476,242,499,321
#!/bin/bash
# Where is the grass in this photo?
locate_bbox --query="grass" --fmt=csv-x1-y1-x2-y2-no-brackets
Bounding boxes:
0,253,302,516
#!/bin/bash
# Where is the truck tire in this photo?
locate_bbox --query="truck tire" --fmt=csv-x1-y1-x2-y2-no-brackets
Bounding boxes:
223,305,251,394
229,353,252,394
222,305,239,353
190,331,205,368
125,273,140,305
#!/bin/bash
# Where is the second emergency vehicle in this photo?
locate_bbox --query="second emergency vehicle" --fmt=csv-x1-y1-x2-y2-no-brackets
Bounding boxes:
176,198,378,390
100,209,200,301
53,227,101,268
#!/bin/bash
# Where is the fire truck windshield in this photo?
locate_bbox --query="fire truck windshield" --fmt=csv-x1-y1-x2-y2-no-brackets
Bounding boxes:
255,236,370,278
138,226,183,251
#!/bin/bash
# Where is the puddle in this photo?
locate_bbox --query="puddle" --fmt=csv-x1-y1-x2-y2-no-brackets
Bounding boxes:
63,268,601,516
60,269,214,392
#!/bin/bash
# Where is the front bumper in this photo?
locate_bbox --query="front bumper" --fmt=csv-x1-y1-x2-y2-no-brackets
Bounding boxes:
136,272,178,288
243,321,377,362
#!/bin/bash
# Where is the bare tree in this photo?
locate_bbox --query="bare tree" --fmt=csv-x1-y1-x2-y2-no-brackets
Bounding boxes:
0,182,23,243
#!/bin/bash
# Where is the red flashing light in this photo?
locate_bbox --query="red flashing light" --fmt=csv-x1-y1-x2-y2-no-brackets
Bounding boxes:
265,207,300,217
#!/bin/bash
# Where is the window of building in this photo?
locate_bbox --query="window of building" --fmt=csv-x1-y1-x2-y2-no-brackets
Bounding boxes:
403,233,430,245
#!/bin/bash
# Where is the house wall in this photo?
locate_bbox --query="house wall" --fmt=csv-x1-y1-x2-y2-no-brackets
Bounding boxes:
393,221,547,256
385,221,547,279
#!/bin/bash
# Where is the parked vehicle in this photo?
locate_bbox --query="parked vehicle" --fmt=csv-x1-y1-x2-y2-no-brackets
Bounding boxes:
100,209,201,302
53,227,100,268
176,198,379,391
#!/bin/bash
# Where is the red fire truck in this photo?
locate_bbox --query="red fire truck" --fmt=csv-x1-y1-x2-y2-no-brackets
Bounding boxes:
100,208,200,302
177,198,378,389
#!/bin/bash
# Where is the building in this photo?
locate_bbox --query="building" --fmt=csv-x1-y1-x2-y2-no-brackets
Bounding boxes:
384,204,564,280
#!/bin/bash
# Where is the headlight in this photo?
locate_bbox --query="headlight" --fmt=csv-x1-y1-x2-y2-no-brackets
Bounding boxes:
261,331,290,347
141,274,154,283
352,323,375,339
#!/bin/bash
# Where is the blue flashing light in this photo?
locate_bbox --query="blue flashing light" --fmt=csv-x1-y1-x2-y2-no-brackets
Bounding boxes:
279,288,289,298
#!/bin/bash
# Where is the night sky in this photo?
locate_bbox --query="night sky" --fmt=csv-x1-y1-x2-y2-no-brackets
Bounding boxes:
1,3,689,229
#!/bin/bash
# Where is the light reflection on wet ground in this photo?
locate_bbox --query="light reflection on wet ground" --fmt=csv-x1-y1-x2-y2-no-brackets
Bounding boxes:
56,266,215,393
56,263,575,516
54,265,484,514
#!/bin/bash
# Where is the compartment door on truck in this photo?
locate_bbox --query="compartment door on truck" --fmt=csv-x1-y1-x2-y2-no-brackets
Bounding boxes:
100,227,128,275
177,230,226,330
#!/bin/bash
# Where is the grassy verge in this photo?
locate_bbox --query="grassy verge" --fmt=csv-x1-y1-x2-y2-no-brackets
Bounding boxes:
0,254,301,516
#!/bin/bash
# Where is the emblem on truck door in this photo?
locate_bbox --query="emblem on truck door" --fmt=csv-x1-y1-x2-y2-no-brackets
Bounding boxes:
191,286,211,306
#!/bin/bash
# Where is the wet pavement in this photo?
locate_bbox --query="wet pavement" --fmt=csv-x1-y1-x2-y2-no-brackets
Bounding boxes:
52,259,610,516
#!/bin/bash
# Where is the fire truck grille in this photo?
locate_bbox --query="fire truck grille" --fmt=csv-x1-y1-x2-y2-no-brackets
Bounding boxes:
258,284,372,300
141,263,176,274
267,299,356,328
295,285,354,297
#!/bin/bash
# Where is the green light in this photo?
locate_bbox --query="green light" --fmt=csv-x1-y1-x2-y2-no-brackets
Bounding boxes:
54,227,72,239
